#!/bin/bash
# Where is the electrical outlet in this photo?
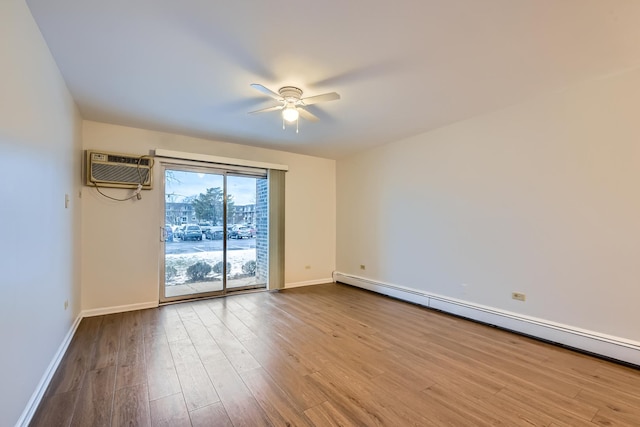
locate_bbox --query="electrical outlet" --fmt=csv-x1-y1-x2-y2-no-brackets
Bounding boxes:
64,300,69,310
512,292,526,301
360,264,366,270
65,194,70,209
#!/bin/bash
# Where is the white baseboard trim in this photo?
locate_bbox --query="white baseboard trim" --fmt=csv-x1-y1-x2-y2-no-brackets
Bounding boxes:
16,314,83,427
285,278,333,289
81,301,159,318
334,272,640,367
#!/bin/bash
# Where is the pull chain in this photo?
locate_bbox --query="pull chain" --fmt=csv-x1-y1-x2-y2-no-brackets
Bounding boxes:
282,116,300,133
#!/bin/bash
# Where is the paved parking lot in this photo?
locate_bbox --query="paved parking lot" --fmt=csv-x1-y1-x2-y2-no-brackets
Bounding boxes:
165,236,255,255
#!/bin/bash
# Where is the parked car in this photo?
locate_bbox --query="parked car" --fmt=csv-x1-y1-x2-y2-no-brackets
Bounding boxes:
229,224,252,239
205,226,224,240
164,225,173,242
198,222,212,234
173,225,185,240
182,224,202,241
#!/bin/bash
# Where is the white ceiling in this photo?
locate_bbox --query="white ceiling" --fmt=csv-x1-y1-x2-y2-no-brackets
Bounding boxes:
26,0,640,159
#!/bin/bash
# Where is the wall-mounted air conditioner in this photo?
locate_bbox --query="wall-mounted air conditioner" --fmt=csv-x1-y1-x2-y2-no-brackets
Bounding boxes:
85,150,153,190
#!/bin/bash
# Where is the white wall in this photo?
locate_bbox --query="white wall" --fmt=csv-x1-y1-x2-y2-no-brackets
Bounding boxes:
81,121,336,311
0,1,83,425
337,68,640,343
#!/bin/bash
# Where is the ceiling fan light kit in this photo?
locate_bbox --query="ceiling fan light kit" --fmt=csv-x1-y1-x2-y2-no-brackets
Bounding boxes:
249,83,340,133
282,105,299,123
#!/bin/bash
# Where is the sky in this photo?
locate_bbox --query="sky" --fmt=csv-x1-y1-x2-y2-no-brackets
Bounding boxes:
165,170,258,205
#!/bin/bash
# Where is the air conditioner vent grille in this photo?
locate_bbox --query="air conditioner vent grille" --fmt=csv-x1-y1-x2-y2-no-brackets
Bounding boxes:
92,163,150,184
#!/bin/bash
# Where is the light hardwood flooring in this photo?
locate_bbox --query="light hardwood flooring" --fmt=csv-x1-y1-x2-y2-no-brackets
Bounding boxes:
31,283,640,426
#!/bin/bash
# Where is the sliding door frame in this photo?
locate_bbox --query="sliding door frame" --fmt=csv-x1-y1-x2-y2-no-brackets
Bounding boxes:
154,154,289,303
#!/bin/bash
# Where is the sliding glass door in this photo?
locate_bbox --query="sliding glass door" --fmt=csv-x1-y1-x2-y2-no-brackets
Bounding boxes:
160,164,267,303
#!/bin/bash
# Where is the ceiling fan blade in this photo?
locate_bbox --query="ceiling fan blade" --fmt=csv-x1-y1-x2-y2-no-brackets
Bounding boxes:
248,104,283,114
250,83,282,100
300,92,340,106
297,107,319,122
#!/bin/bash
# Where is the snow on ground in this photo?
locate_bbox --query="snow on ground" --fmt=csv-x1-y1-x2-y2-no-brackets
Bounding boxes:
165,249,256,286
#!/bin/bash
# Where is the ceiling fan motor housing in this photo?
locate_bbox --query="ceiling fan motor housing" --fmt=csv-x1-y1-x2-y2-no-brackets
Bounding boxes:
279,86,303,101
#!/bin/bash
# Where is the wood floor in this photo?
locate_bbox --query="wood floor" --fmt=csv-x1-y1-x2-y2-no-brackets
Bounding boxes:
31,283,640,426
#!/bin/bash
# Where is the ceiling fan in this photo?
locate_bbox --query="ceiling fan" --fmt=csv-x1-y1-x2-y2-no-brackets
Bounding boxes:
248,84,340,132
